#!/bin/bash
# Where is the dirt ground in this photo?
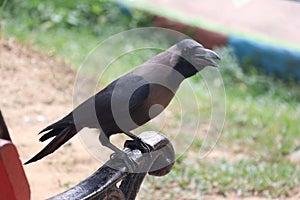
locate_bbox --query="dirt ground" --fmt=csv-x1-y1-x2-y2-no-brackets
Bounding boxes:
0,39,101,199
1,39,299,199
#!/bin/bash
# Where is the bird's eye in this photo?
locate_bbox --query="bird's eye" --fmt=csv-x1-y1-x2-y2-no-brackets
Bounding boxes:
183,48,188,52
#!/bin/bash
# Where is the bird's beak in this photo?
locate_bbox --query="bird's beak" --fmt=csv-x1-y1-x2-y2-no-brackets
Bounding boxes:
193,47,221,68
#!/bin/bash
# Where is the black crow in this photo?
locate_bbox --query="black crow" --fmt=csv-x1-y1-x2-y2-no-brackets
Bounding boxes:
25,39,220,164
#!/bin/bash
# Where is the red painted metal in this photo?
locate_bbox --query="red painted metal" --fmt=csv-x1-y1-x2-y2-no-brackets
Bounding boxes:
0,139,30,200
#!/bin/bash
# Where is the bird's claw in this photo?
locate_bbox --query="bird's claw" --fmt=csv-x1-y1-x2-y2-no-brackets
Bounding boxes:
125,137,153,154
109,137,153,172
134,137,152,153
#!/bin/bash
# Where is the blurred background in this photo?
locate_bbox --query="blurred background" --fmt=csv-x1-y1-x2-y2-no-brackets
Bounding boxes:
1,0,300,199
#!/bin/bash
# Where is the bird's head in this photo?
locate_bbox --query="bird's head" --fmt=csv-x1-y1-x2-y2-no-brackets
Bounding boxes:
170,39,220,78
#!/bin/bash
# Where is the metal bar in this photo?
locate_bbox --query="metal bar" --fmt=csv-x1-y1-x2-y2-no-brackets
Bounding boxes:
49,131,175,200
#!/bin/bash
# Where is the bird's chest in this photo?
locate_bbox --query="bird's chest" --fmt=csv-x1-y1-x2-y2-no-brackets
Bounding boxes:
146,84,175,106
130,84,176,125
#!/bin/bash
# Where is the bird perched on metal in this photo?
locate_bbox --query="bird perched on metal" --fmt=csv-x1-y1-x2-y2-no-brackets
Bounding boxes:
25,39,220,164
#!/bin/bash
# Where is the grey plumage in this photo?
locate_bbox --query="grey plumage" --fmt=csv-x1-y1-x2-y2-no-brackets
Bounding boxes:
25,39,220,164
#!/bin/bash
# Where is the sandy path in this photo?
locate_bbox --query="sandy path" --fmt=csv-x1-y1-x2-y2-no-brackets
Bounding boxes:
0,39,100,199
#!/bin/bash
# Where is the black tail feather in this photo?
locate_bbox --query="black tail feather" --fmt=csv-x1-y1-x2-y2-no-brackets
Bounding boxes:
38,113,74,134
39,128,65,142
25,123,77,165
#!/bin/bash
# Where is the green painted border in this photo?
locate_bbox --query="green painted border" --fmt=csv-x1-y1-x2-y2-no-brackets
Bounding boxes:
123,0,300,51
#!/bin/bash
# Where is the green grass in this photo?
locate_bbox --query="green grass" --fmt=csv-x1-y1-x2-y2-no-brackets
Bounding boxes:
4,26,98,68
143,159,299,199
1,0,153,69
139,52,300,199
140,49,300,198
2,1,300,198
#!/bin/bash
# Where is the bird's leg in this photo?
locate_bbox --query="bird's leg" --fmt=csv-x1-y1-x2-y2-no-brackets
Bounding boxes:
123,131,152,153
123,130,138,139
98,132,136,172
99,132,124,154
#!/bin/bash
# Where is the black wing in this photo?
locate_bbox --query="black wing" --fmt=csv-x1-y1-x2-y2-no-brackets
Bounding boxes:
92,74,150,131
